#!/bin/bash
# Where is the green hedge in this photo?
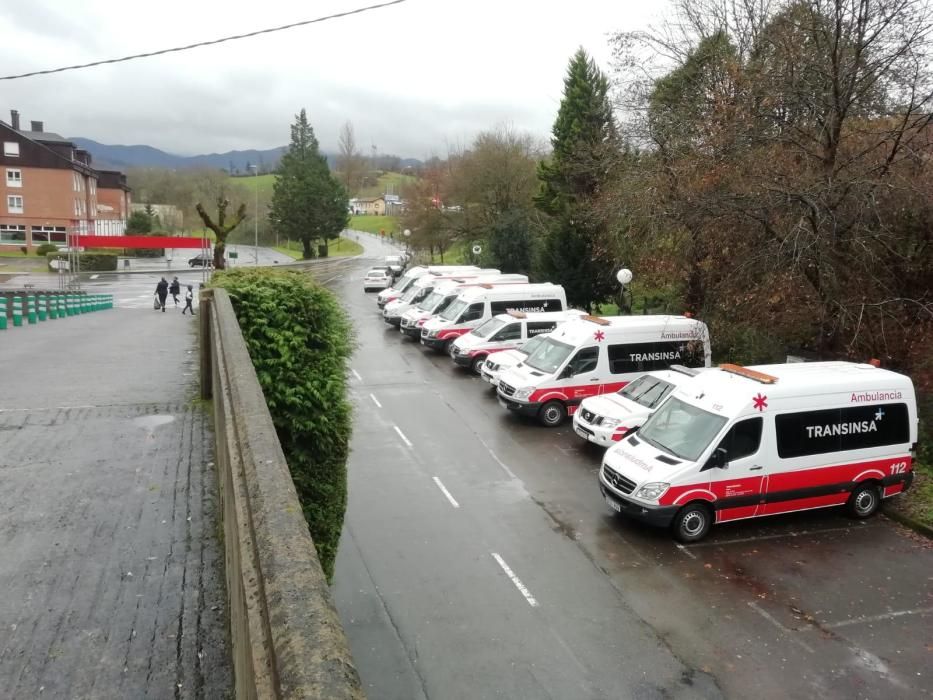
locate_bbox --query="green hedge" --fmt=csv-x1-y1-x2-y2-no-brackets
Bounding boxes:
46,251,118,271
212,268,353,580
35,243,58,256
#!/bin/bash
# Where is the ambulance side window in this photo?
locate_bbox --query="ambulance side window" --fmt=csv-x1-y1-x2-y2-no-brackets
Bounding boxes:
492,323,521,341
527,321,556,337
461,303,485,322
717,417,762,461
568,346,599,375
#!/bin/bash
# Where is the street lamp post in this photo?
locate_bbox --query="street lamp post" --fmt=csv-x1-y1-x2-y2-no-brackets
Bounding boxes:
249,164,259,265
403,229,411,258
616,268,633,314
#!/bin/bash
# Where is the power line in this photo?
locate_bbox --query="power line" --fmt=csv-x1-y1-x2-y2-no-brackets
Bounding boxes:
0,0,408,81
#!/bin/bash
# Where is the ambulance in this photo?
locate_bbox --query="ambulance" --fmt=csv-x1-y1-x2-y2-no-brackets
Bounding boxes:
420,283,567,353
376,265,481,308
496,315,710,427
572,366,704,447
399,276,530,338
382,271,522,327
480,333,551,388
449,309,586,373
599,362,918,542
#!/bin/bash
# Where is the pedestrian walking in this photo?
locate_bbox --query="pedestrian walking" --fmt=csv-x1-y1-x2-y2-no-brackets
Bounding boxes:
155,277,169,312
169,277,180,306
182,285,195,316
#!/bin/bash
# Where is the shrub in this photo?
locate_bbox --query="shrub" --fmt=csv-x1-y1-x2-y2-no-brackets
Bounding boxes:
20,246,27,256
35,243,58,256
46,251,118,271
212,268,353,580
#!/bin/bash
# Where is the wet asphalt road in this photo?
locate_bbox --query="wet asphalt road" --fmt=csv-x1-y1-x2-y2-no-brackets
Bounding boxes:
332,237,933,700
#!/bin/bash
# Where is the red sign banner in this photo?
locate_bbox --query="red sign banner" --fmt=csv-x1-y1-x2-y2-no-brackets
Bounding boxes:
76,235,209,249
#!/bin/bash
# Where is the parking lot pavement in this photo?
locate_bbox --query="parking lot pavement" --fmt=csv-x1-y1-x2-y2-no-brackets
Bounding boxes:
332,246,932,700
0,303,230,698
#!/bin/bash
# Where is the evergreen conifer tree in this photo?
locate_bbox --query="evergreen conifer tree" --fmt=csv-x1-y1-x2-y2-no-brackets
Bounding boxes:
270,109,349,258
535,49,619,311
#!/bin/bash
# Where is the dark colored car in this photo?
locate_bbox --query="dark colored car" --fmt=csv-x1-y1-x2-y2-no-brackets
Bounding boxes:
189,253,213,268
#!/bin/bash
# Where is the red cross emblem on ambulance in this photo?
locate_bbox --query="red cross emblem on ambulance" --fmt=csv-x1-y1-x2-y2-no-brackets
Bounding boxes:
753,393,768,411
594,330,605,342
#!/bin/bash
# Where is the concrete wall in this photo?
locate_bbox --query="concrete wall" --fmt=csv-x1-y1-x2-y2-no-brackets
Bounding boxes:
199,289,364,700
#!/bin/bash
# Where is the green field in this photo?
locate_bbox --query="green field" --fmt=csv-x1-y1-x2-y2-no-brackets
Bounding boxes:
227,171,416,200
357,171,417,198
274,237,363,260
348,215,400,236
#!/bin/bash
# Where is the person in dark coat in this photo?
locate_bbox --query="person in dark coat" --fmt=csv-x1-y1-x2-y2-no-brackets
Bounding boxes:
155,277,169,312
182,284,195,316
169,277,181,306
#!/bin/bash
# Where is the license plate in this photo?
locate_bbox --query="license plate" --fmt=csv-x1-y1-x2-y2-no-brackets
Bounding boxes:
574,425,589,440
605,496,622,513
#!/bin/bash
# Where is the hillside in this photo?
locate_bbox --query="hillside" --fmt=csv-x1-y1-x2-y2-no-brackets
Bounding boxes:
70,137,424,175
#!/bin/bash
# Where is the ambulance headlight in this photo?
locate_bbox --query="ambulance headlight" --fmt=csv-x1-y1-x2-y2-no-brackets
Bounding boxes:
427,329,439,338
513,387,534,400
601,417,621,429
635,482,669,501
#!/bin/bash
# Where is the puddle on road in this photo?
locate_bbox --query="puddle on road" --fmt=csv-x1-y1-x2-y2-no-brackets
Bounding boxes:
133,414,175,436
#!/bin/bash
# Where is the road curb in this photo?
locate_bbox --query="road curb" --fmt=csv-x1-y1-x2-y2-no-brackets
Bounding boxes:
882,503,933,538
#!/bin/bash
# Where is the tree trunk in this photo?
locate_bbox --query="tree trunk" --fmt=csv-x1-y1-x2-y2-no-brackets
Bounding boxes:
301,237,313,259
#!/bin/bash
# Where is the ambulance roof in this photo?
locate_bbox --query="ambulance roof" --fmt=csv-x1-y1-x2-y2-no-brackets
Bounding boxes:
675,361,915,417
548,315,708,346
430,275,527,293
494,309,586,322
454,282,562,302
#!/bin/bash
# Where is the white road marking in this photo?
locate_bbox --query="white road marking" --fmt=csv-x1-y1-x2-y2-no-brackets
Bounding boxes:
675,543,697,560
369,393,382,408
432,477,460,508
822,606,933,630
748,601,814,654
475,434,517,479
393,425,413,448
351,369,363,382
491,553,539,607
90,274,99,279
688,525,859,548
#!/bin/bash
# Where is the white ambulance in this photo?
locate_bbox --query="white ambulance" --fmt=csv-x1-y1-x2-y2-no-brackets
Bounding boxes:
599,362,918,542
399,276,531,338
376,265,480,308
573,366,704,447
420,283,567,353
480,333,552,388
449,309,586,373
497,315,710,427
382,269,504,326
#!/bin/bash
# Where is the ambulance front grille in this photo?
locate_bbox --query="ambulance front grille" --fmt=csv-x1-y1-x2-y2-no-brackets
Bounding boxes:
603,465,636,495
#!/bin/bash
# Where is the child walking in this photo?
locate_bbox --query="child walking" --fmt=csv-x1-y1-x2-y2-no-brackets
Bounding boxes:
182,284,195,315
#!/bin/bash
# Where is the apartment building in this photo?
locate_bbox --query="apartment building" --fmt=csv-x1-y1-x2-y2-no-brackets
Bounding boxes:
0,109,131,250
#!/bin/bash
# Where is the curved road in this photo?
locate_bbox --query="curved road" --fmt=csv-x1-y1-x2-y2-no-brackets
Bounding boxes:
332,234,932,700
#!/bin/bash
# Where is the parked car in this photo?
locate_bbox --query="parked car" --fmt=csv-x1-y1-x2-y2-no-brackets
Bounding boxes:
189,253,213,268
363,268,393,292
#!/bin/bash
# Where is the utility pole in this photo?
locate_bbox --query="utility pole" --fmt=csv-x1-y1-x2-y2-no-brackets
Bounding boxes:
249,164,259,265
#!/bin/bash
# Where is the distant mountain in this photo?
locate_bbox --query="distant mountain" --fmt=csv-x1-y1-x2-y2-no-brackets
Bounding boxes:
69,137,424,174
69,137,288,173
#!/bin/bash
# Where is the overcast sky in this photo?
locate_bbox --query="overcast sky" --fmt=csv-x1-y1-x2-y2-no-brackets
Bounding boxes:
0,0,669,158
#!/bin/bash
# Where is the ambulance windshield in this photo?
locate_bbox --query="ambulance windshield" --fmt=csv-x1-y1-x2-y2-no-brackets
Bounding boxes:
518,334,547,358
525,337,574,374
638,397,727,461
401,284,424,303
440,298,469,321
419,291,445,312
472,318,506,339
393,274,417,294
619,375,676,409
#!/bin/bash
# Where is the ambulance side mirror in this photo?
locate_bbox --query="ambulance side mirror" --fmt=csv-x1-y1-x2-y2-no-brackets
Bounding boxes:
702,447,728,472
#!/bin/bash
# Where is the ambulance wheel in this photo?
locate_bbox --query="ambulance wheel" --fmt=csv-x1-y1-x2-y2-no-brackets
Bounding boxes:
672,503,712,543
846,482,881,519
471,355,487,374
538,401,566,427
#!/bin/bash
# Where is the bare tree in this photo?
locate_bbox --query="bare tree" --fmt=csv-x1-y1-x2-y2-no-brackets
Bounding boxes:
196,197,247,269
336,120,364,196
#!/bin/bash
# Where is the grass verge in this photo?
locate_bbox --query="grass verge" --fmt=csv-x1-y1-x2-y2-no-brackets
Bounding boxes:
349,215,399,236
